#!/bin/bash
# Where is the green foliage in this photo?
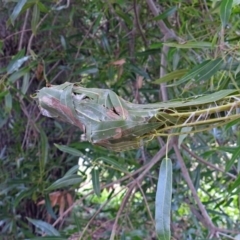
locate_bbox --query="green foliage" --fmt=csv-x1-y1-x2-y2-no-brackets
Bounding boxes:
0,0,240,239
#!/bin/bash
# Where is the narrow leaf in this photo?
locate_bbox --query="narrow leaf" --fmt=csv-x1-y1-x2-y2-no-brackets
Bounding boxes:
152,69,188,84
163,41,214,49
220,0,233,27
225,147,240,172
7,56,30,74
54,144,83,157
229,174,240,192
40,129,48,166
91,168,101,197
155,158,172,240
31,4,40,35
10,0,27,25
27,218,60,236
4,92,12,112
46,175,82,191
169,58,223,86
153,6,177,21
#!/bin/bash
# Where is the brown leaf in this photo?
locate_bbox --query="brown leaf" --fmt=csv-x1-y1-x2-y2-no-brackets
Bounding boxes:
111,59,126,66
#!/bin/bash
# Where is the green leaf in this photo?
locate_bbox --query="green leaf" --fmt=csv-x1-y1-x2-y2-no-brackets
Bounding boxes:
54,144,84,157
31,4,40,35
93,13,103,34
65,165,79,177
10,0,27,25
163,41,214,49
95,157,127,172
4,92,12,113
0,40,3,55
220,0,233,27
169,58,223,86
37,1,49,13
40,129,48,167
26,218,60,236
229,174,240,192
155,158,172,240
115,9,132,26
8,66,31,83
21,72,30,95
60,35,67,50
152,69,188,84
153,6,177,21
91,168,101,197
14,188,37,208
46,175,82,191
225,147,240,172
74,66,99,75
45,194,57,220
31,238,66,240
7,56,30,74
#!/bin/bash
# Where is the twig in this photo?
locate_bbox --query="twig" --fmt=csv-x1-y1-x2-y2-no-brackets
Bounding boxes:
173,143,218,237
18,9,29,51
110,184,135,240
133,0,148,48
182,144,237,179
128,137,174,185
80,187,125,239
146,0,178,40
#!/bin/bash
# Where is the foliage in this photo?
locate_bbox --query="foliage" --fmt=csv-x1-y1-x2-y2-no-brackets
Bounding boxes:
0,0,240,239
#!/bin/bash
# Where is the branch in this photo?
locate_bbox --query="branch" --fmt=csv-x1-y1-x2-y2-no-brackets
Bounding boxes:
146,0,178,40
173,143,218,237
182,144,237,180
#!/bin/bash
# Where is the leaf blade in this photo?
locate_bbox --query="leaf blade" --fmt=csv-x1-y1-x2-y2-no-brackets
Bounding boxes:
155,158,172,240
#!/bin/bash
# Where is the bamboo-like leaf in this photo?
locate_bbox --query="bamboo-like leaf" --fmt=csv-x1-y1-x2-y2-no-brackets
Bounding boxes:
93,13,103,34
46,175,82,191
4,92,12,113
155,158,172,240
26,218,60,236
163,41,214,49
44,194,57,220
225,147,240,172
10,0,27,25
96,157,127,172
31,4,40,35
168,58,223,86
40,129,48,167
7,55,30,74
91,168,101,197
220,0,233,27
54,144,84,157
229,174,240,192
152,69,188,84
153,6,177,21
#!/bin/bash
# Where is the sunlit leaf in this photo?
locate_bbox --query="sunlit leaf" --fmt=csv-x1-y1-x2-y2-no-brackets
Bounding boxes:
220,0,233,27
10,0,27,25
31,4,40,35
225,147,240,172
152,69,188,84
169,58,223,86
7,56,30,74
164,41,214,49
155,158,172,239
229,174,240,192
